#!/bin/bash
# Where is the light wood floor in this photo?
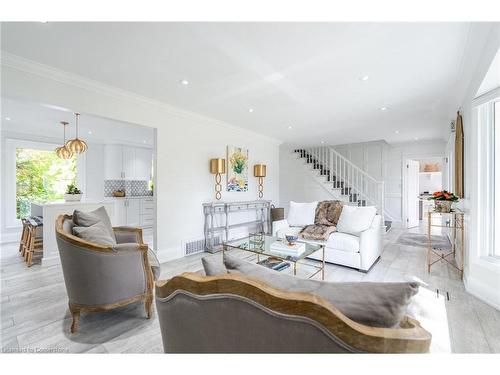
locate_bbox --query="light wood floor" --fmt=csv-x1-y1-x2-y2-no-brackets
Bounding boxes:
1,224,499,353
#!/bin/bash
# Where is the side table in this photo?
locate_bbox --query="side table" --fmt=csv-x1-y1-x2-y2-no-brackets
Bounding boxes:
427,210,464,279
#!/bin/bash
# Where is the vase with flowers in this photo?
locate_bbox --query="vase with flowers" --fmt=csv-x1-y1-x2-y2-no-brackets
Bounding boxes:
428,190,459,213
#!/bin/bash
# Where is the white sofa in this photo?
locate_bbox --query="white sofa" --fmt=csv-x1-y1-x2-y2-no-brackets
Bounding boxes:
272,203,383,272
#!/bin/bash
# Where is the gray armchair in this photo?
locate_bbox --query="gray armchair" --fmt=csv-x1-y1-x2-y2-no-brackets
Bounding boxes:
56,214,159,333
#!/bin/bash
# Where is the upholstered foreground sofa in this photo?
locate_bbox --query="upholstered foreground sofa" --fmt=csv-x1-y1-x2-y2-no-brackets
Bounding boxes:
273,201,382,272
155,254,432,353
56,212,160,333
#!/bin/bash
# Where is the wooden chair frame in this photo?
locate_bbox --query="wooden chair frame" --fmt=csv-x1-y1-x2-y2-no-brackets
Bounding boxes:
56,214,154,333
156,273,432,353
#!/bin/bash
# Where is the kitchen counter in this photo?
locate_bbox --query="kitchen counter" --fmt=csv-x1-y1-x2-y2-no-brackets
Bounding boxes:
31,200,115,259
104,195,154,200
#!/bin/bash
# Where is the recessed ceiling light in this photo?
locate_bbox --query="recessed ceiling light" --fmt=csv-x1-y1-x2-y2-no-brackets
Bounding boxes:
88,131,93,135
394,130,399,134
180,79,189,85
379,107,388,111
321,141,325,144
359,75,369,81
143,140,147,144
287,125,293,129
414,137,419,141
5,117,11,121
248,108,254,113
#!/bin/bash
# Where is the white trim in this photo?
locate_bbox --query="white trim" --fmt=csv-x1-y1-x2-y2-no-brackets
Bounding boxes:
1,52,283,146
156,246,184,264
472,86,500,106
464,272,500,311
0,230,22,244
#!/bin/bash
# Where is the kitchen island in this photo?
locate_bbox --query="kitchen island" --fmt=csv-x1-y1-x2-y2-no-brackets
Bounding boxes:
31,201,115,259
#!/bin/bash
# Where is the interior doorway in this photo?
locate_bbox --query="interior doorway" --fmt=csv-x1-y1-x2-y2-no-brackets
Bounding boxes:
403,157,445,228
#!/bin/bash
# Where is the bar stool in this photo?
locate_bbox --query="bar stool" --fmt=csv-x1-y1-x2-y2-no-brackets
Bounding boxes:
19,218,30,256
25,216,44,267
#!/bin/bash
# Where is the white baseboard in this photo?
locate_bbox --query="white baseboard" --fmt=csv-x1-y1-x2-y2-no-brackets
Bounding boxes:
156,246,184,263
464,273,500,311
0,231,22,244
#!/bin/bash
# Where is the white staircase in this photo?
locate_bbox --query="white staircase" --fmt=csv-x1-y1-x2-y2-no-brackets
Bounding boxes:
292,147,389,225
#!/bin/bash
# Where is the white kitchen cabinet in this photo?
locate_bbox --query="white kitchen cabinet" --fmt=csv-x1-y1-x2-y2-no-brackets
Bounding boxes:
126,199,141,227
134,148,153,182
103,145,124,180
122,146,136,180
104,145,152,181
113,199,127,226
112,198,141,227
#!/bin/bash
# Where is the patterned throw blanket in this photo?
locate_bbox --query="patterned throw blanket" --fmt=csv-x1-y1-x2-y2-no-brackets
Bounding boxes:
299,201,343,241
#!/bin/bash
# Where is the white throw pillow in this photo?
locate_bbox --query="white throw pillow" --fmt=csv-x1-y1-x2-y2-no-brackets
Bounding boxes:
336,205,377,236
287,201,318,227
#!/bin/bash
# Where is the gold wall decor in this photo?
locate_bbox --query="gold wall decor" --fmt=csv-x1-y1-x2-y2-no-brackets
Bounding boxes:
66,113,88,154
253,164,266,198
55,121,73,159
210,158,226,200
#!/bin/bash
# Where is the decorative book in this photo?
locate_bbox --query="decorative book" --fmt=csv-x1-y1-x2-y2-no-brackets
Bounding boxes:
257,257,290,272
270,241,306,257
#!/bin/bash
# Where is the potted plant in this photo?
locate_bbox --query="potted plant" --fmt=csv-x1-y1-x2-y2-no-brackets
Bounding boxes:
428,190,459,213
64,183,83,202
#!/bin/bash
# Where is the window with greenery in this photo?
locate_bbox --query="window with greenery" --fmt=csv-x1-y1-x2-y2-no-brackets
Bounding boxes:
16,148,77,219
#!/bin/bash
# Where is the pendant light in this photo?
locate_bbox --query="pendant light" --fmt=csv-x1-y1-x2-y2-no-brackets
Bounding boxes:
66,112,88,154
55,121,73,159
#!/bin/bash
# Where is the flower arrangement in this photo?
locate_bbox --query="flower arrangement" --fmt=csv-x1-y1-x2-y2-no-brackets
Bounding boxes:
428,190,458,213
428,190,459,201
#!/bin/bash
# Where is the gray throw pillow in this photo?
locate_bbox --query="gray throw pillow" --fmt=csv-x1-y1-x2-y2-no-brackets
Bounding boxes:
73,206,115,241
223,253,418,328
202,256,228,276
72,221,117,246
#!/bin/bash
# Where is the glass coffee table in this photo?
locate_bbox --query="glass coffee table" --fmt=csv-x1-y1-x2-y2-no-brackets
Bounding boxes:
223,233,325,280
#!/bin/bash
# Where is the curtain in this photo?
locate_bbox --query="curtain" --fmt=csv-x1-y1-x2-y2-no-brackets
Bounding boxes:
454,111,464,198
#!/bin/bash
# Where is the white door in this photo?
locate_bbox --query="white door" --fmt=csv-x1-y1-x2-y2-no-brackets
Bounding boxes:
406,160,420,228
122,146,136,180
126,199,141,227
134,147,153,182
103,145,124,180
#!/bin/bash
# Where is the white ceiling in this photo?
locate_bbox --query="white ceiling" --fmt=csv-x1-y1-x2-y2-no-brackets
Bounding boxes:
1,22,472,145
1,98,155,147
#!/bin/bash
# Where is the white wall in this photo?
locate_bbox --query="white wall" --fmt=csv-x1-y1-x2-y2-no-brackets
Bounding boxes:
450,23,500,309
418,172,442,194
0,57,280,261
279,146,335,214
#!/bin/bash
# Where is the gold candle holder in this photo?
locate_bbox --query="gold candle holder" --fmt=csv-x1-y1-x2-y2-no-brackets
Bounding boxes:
210,158,226,200
253,164,266,198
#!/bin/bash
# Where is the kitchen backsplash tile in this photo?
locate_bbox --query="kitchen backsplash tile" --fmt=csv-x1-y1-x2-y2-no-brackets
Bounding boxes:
104,180,153,197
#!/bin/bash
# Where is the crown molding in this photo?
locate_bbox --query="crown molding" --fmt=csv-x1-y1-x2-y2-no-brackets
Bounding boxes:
1,51,283,145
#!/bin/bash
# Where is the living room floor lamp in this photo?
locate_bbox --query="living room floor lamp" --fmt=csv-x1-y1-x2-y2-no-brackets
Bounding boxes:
254,164,266,198
210,158,226,200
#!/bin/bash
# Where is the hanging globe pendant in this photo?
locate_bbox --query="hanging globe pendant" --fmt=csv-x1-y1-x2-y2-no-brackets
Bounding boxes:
66,113,88,154
55,121,74,159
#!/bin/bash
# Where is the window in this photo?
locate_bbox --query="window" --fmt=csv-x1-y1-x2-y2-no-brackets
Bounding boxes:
15,147,77,218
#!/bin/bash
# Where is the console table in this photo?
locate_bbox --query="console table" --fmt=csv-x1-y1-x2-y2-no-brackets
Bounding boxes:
203,200,271,253
427,210,464,279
